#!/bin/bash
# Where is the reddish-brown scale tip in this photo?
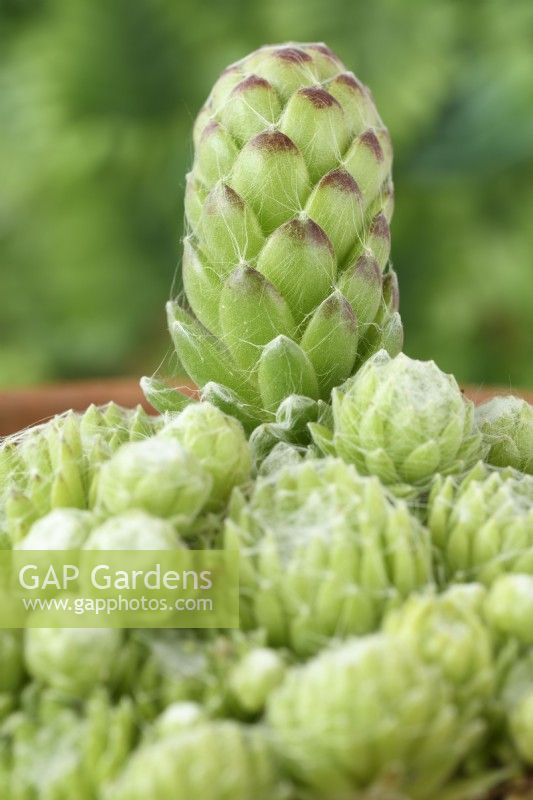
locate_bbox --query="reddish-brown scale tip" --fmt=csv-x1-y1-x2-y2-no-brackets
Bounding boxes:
299,87,339,109
232,74,272,94
359,130,384,161
285,217,333,252
201,120,220,140
370,213,390,239
274,46,312,64
384,271,400,309
354,253,381,281
229,264,263,288
307,43,342,63
320,169,362,197
323,292,357,328
207,183,245,210
335,72,365,93
220,64,242,78
251,130,297,153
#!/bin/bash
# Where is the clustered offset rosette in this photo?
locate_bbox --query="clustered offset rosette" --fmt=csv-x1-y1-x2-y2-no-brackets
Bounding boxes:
157,402,252,509
0,403,157,546
310,350,486,496
92,405,251,532
153,42,402,427
225,457,432,655
428,462,533,584
107,719,286,800
267,633,485,800
476,396,533,474
384,584,495,711
0,689,136,799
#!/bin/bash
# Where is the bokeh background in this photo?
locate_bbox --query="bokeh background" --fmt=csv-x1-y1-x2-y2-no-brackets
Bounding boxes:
1,0,532,390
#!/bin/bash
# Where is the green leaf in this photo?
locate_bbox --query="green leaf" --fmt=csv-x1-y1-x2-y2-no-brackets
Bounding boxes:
257,336,319,413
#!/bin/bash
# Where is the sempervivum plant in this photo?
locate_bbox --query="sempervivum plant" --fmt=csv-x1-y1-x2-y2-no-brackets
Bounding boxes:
0,689,136,799
428,463,533,585
225,457,432,655
384,584,495,712
158,402,252,509
267,634,485,800
94,438,212,527
0,403,157,546
155,42,402,426
476,396,533,474
107,720,286,800
310,350,486,497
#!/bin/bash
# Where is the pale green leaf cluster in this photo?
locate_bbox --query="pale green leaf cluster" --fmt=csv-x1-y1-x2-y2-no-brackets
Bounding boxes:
0,404,158,546
310,349,486,497
225,457,432,654
428,463,533,584
476,396,533,474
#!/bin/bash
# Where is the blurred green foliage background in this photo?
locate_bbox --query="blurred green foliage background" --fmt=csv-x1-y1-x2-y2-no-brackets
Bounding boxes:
1,0,532,389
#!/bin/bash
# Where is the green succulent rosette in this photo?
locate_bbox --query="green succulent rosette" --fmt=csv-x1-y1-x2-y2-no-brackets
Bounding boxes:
106,720,286,800
0,689,136,799
83,510,183,551
15,507,94,550
94,437,212,527
158,402,252,509
428,463,533,585
476,396,533,474
310,350,485,497
384,584,495,711
0,403,158,546
153,42,402,426
225,457,432,655
24,627,124,698
267,633,485,799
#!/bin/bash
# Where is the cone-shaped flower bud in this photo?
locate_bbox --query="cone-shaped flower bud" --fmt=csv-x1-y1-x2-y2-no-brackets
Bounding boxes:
384,584,495,710
107,720,285,800
159,43,402,424
267,634,482,798
428,463,533,585
0,404,158,546
94,438,212,525
225,457,432,655
476,396,533,474
158,402,251,509
312,350,486,497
